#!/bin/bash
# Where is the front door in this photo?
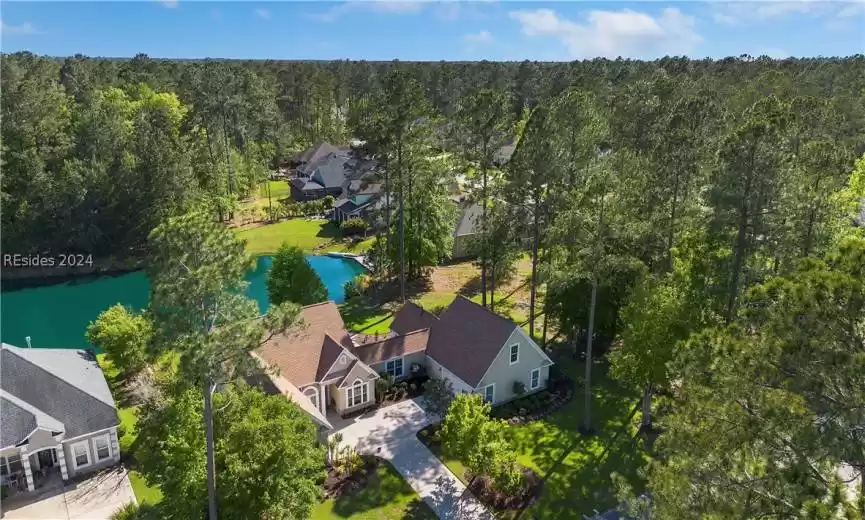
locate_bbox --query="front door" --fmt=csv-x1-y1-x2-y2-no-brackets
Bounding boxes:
37,450,55,468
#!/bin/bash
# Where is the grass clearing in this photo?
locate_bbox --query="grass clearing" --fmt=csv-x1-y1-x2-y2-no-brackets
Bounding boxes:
311,461,437,520
236,219,374,256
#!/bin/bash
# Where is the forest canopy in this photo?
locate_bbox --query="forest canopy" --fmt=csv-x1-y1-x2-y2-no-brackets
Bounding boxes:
2,52,863,259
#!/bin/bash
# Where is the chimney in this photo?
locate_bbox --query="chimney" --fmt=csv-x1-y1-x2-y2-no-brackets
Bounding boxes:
25,336,32,348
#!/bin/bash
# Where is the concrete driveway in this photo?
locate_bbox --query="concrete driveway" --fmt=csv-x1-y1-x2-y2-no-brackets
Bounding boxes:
1,467,136,520
330,398,494,520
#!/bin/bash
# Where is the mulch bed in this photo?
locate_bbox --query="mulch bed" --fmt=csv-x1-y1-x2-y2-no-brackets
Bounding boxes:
493,376,575,426
323,454,381,499
466,468,543,511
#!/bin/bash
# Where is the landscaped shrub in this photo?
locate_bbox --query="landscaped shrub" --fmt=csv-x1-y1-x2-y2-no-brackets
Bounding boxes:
344,274,369,300
493,460,526,497
512,381,526,397
340,217,370,235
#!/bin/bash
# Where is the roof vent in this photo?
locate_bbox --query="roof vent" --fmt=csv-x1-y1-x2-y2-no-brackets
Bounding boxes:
25,336,32,348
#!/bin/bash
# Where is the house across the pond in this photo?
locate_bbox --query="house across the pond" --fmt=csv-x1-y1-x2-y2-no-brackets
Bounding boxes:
253,296,554,430
0,344,120,496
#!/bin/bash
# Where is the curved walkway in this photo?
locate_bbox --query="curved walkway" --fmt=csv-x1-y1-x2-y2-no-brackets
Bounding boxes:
329,398,494,520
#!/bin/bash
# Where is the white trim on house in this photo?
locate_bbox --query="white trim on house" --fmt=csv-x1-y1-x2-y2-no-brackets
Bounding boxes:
320,348,357,382
427,354,474,391
384,356,405,378
514,327,554,366
303,386,320,411
480,384,495,404
345,379,370,408
59,426,116,444
92,434,112,462
509,344,519,365
70,440,91,469
530,368,541,390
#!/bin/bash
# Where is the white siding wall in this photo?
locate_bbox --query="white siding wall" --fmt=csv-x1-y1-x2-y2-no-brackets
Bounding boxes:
62,427,119,478
427,356,474,394
475,328,552,404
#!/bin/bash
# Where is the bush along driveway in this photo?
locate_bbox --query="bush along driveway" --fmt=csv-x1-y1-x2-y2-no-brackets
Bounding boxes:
329,398,495,520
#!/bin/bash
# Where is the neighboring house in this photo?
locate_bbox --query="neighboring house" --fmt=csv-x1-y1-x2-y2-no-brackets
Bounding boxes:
290,152,353,201
452,202,483,259
493,140,516,168
292,140,342,175
0,344,120,493
254,296,554,430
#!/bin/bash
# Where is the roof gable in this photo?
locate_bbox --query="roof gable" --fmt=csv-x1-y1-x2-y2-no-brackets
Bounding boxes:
426,296,518,387
255,302,354,387
390,301,439,335
336,360,378,388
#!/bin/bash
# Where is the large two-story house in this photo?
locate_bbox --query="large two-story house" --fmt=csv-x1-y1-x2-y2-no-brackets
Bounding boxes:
254,296,553,429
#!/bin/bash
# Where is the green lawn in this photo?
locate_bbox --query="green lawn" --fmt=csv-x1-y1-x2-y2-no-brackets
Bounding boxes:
340,298,396,334
311,461,437,520
236,218,374,256
98,355,165,506
428,355,649,519
258,180,291,200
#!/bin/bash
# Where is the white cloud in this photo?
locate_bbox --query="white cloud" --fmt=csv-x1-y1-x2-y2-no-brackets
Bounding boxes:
436,2,462,21
836,0,865,17
464,30,493,44
255,8,271,20
509,7,702,59
710,0,861,25
311,0,432,22
0,20,43,35
160,0,179,9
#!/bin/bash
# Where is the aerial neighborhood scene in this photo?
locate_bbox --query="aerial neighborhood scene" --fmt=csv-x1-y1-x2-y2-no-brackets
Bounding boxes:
1,1,864,519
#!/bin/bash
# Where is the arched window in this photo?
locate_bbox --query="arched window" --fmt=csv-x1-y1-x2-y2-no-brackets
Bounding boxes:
346,379,369,407
303,387,319,410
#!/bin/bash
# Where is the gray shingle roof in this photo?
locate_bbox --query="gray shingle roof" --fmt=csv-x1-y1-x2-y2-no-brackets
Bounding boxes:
295,141,341,166
0,397,36,448
311,155,351,189
1,345,118,443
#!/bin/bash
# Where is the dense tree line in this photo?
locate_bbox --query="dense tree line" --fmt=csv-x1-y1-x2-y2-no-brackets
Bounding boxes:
16,48,864,518
3,51,864,260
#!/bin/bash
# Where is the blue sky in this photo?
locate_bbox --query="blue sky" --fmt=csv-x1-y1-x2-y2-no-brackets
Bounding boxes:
1,1,863,61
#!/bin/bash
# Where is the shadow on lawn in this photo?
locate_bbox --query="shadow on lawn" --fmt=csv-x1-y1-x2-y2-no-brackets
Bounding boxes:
330,464,417,518
508,355,649,520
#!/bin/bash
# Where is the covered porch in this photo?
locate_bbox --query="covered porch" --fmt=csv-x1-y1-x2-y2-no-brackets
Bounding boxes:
1,445,68,499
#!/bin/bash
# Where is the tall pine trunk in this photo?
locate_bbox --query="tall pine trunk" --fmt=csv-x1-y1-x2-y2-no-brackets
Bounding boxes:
204,380,218,520
480,142,488,308
529,198,540,339
583,270,599,435
726,145,755,324
582,194,605,435
640,385,653,430
398,140,406,302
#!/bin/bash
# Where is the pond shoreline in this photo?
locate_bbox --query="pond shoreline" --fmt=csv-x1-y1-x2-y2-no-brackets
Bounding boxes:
1,257,145,287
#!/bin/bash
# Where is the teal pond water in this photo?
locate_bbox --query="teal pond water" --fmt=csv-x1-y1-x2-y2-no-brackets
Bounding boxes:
0,255,365,349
